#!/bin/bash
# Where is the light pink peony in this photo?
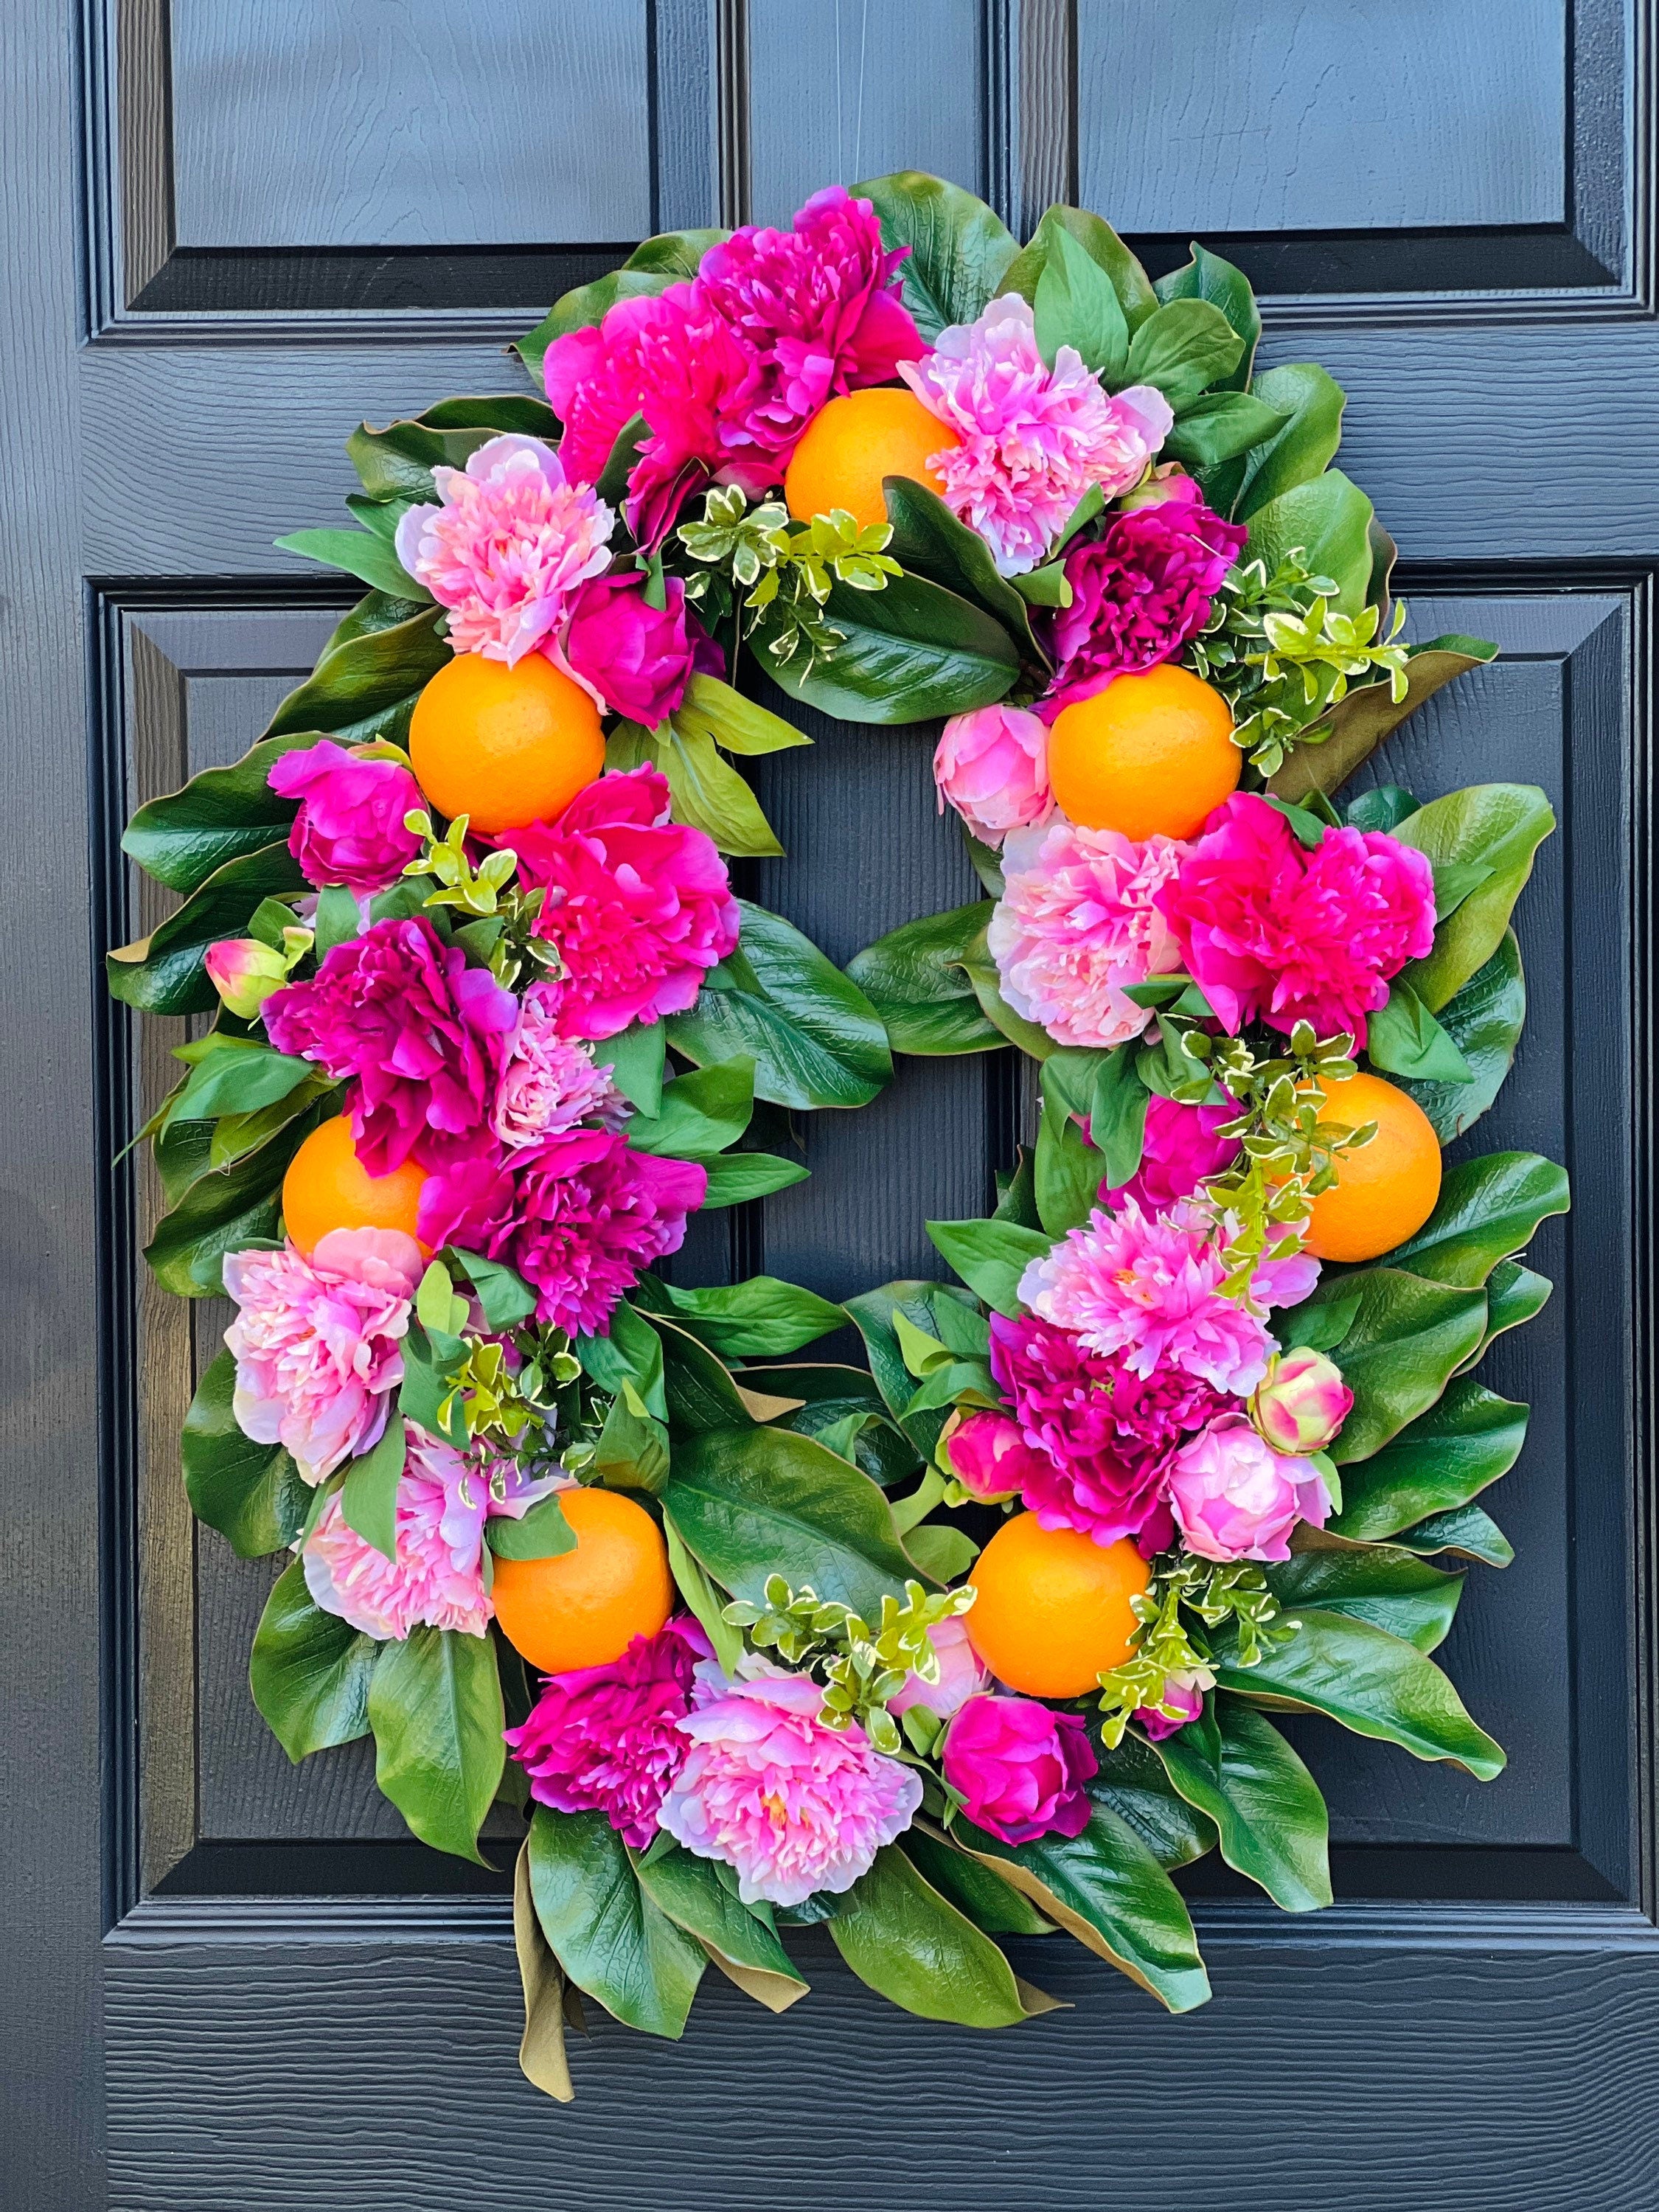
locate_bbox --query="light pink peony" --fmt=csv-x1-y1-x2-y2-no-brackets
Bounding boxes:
933,704,1054,846
267,739,425,894
1156,793,1437,1046
987,820,1189,1050
942,1693,1097,1844
1167,1412,1330,1563
658,1661,922,1907
1251,1346,1352,1454
393,434,614,665
223,1228,421,1485
886,1617,992,1721
942,1407,1041,1503
206,936,290,1019
1102,1093,1239,1214
900,294,1172,575
512,767,740,1040
491,981,627,1149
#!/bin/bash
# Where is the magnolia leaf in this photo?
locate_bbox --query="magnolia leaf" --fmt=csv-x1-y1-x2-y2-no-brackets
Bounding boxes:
1154,243,1260,391
855,172,1019,338
1331,1378,1528,1543
1151,1697,1330,1913
1397,931,1526,1141
1269,638,1500,803
830,1846,1052,2027
181,1348,310,1556
1366,979,1473,1084
1265,1540,1464,1655
249,1558,378,1761
1395,784,1556,1011
658,1276,846,1360
368,1625,505,1864
1390,1152,1570,1288
512,1839,575,2103
1309,1268,1489,1462
847,901,1003,1056
339,1415,408,1562
526,1806,705,2037
636,1843,807,2013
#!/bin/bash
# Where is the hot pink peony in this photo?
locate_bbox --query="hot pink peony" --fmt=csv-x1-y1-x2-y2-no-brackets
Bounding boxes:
419,1127,706,1337
987,819,1189,1050
512,767,740,1040
1167,1413,1330,1563
264,915,518,1174
223,1228,421,1485
990,1310,1229,1550
942,1407,1043,1503
559,568,721,726
933,703,1054,846
1251,1346,1352,1455
942,1693,1097,1844
900,293,1172,575
491,981,627,1150
1155,793,1436,1046
267,739,425,894
886,1616,991,1722
1103,1093,1239,1213
1042,476,1247,713
659,1661,922,1907
505,1617,710,1846
392,434,614,665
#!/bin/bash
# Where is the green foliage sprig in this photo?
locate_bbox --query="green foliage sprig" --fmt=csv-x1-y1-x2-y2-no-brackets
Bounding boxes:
677,486,900,675
1096,1556,1300,1747
402,810,558,990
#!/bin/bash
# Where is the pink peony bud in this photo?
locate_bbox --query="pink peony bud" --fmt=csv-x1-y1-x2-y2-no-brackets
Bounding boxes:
933,704,1054,846
1139,1677,1205,1742
560,568,722,726
942,1691,1097,1845
1167,1413,1330,1565
205,936,288,1019
1251,1347,1353,1456
887,1616,991,1721
942,1408,1039,1503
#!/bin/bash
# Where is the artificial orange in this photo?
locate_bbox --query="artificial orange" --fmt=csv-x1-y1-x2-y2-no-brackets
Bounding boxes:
963,1512,1150,1699
783,388,961,533
408,650,605,835
490,1486,673,1674
1301,1068,1442,1263
1046,664,1240,839
281,1115,427,1257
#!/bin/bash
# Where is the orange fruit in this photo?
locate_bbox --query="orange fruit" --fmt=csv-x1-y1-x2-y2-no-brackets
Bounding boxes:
281,1116,427,1257
1047,664,1240,839
963,1512,1150,1699
490,1486,673,1674
1302,1068,1442,1263
784,388,961,533
408,651,605,835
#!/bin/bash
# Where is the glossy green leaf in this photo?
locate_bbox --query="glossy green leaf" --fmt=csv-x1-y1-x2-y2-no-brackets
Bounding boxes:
635,1843,808,2011
1460,1259,1552,1369
1163,389,1290,470
108,842,306,1015
1391,1151,1570,1288
844,1280,985,1460
1154,242,1259,389
1003,206,1159,333
957,924,1057,1060
121,732,313,894
1392,1502,1514,1567
1152,1697,1330,1912
1235,364,1346,517
902,1828,1055,1936
599,1019,666,1116
663,1513,746,1675
625,1059,754,1158
1366,978,1473,1083
1090,1738,1218,1870
485,1491,577,1561
1245,469,1375,613
1034,1076,1102,1237
145,1100,325,1294
415,393,561,436
847,900,1001,1055
1034,220,1130,381
275,526,428,602
1331,1377,1529,1543
368,1624,505,1863
345,419,493,503
168,1041,314,1127
904,1522,981,1581
1395,784,1556,1011
264,601,448,747
339,1414,408,1562
1397,931,1526,1141
926,1217,1051,1318
831,1846,1047,2027
739,1363,922,1489
590,1387,672,1494
881,479,1040,657
249,1558,378,1761
696,1150,811,1205
181,1349,309,1556
450,1249,538,1330
616,716,783,857
644,1312,756,1436
515,231,727,380
667,900,892,1110
1215,1607,1504,1780
672,673,811,757
526,1806,706,2037
664,1422,920,1613
1277,1283,1363,1354
1312,1267,1488,1462
1269,638,1500,804
659,1276,846,1360
1265,1539,1464,1654
1123,296,1243,409
762,571,1020,723
855,172,1018,338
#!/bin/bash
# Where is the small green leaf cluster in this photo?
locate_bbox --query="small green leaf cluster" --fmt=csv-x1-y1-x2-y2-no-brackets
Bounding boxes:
1096,1556,1298,1747
677,486,900,674
401,810,557,989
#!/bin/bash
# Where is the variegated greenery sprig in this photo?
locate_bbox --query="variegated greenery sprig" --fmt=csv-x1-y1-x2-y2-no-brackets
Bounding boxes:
402,810,560,990
677,484,901,674
1096,1556,1298,1747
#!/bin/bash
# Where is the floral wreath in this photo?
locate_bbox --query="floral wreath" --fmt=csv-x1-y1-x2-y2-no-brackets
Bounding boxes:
109,172,1568,2097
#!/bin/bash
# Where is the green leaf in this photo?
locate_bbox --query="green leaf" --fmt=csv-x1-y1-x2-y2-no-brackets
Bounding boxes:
397,1320,467,1447
1331,1378,1528,1543
275,526,428,602
1396,931,1526,1142
486,1491,577,1561
169,1041,314,1124
645,1312,756,1436
1235,364,1346,517
1163,389,1290,470
526,1806,706,2037
626,1058,754,1159
415,393,561,436
667,900,892,1110
881,480,1040,657
1265,1540,1464,1654
591,1387,672,1494
844,1280,986,1460
664,1422,920,1613
902,1827,1055,1936
512,1839,574,2104
1215,1608,1504,1780
638,716,784,857
368,1624,506,1864
762,571,1020,724
1277,1283,1363,1354
1394,785,1556,1012
1154,243,1260,390
1267,638,1500,804
108,842,306,1016
957,922,1057,1062
1365,978,1473,1083
926,1217,1051,1318
1123,297,1244,410
265,602,448,748
696,1150,811,1205
659,1276,845,1360
739,1363,921,1489
1311,1268,1489,1462
1003,206,1158,334
662,1512,746,1674
339,1415,407,1562
248,1558,378,1761
1347,784,1420,833
830,1846,1048,2027
145,1101,325,1295
848,900,1001,1056
312,883,361,958
1035,1074,1102,1237
597,1019,666,1116
515,231,727,381
955,1801,1211,2013
1464,1259,1552,1366
672,673,811,757
855,172,1018,338
904,1522,981,1581
1034,220,1130,382
1152,1698,1330,1912
1091,1044,1150,1189
1091,1738,1218,1870
121,733,313,894
345,419,493,504
1391,1151,1570,1288
1392,1502,1514,1568
450,1249,538,1330
635,1843,809,2012
181,1348,310,1555
1245,469,1375,613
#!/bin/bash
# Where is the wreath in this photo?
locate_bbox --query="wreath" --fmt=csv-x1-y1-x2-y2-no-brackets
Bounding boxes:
109,173,1568,2098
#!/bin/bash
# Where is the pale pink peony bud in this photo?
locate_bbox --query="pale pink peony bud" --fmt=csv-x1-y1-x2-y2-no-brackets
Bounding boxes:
204,936,288,1019
1251,1347,1353,1456
886,1616,991,1721
933,703,1054,847
1140,1677,1206,1742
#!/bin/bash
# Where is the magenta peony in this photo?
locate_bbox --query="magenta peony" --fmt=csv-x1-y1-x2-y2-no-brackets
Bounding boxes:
491,981,627,1150
1167,1413,1330,1563
1155,793,1436,1045
1102,1093,1239,1214
989,1309,1229,1549
658,1661,922,1907
419,1127,706,1337
1141,1678,1206,1742
264,915,518,1174
900,294,1172,575
392,434,614,665
1043,476,1246,712
1251,1346,1352,1455
223,1228,421,1485
933,703,1054,846
942,1692,1097,1844
505,1617,709,1846
267,738,425,895
942,1406,1043,1503
559,568,721,726
987,819,1189,1050
886,1616,992,1722
206,936,290,1019
512,766,740,1040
